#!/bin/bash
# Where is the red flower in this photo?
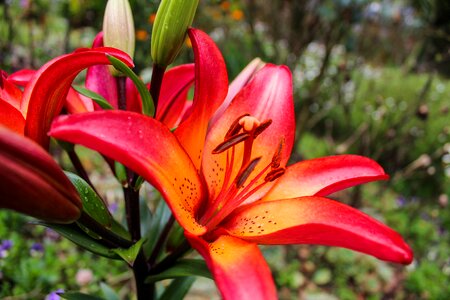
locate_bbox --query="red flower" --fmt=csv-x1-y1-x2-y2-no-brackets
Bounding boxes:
0,126,81,223
49,29,412,299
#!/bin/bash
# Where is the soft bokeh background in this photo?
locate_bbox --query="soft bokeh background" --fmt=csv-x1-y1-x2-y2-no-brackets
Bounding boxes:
0,0,449,299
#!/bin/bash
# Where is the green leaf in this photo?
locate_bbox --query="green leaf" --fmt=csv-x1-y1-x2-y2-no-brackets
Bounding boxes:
100,283,120,300
60,292,105,300
158,277,196,300
143,199,172,257
66,172,113,228
114,161,128,186
145,259,212,283
72,85,114,110
112,238,145,266
110,218,131,241
36,222,119,259
107,55,155,116
134,176,145,191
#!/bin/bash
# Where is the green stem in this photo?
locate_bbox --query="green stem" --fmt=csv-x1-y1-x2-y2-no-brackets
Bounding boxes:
117,76,127,110
149,64,166,114
116,76,153,299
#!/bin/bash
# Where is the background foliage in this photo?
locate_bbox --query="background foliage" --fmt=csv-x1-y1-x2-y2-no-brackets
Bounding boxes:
0,0,449,299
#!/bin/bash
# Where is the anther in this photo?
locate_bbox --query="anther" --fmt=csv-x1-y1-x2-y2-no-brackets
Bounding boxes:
236,157,261,188
271,138,285,169
264,167,285,182
212,132,250,154
254,119,272,138
225,114,249,139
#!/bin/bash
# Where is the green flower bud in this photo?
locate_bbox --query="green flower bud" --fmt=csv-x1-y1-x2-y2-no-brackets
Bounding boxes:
103,0,135,59
151,0,199,67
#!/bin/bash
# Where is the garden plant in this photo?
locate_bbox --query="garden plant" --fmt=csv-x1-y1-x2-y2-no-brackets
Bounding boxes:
2,0,448,299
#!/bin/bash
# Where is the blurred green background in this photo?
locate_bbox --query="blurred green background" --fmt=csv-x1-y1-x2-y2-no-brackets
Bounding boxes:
0,0,449,299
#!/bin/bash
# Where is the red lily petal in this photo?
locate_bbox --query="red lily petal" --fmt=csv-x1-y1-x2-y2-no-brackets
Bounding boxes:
126,77,142,113
202,65,295,202
65,87,94,114
222,197,413,264
49,111,206,235
0,71,23,110
156,64,195,128
263,155,389,201
186,233,277,300
174,28,228,169
211,58,265,123
22,47,133,147
7,69,36,86
0,126,81,223
0,99,25,134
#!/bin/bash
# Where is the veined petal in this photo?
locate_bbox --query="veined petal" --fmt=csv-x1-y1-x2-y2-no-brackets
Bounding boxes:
49,111,206,235
0,99,25,134
175,28,228,169
186,233,277,300
22,47,133,148
211,58,265,123
202,65,295,202
263,155,389,201
222,197,413,264
0,71,23,110
0,126,81,223
156,64,195,128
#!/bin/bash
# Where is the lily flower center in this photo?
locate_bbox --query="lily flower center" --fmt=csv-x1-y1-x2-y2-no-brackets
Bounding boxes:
201,114,286,230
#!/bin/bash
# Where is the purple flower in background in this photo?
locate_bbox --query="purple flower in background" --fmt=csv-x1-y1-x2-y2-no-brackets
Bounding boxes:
0,240,13,258
396,196,407,207
1,240,12,251
108,202,119,214
45,289,64,300
30,242,44,256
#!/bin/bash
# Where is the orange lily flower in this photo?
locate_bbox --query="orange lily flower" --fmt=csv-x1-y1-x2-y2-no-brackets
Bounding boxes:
49,28,412,299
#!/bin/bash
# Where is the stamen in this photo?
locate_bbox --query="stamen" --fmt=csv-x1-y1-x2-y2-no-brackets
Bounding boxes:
225,113,249,139
236,157,261,188
264,167,286,182
271,138,285,169
254,119,273,138
212,132,250,154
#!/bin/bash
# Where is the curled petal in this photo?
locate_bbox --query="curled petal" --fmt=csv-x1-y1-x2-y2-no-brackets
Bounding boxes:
0,126,81,223
7,69,36,86
0,71,23,110
222,197,413,264
175,28,228,169
263,155,389,201
49,111,206,235
22,47,133,148
186,233,277,300
0,99,25,134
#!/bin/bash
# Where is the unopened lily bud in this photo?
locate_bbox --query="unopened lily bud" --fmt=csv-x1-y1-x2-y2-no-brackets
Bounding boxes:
103,0,135,75
151,0,199,67
0,126,82,223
